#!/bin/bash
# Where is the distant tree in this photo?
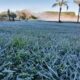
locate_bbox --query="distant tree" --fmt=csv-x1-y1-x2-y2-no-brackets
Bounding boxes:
0,13,7,18
19,12,27,20
52,0,68,22
7,9,11,21
74,0,80,22
10,13,17,21
0,13,7,21
29,15,38,19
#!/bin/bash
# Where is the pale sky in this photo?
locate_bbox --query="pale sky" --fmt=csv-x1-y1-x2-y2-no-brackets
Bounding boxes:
0,0,78,14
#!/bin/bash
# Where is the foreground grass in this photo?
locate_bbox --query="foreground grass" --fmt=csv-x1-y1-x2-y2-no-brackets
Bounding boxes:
0,23,80,80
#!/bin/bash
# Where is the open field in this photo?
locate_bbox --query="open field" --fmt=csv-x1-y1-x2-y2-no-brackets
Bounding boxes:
0,21,80,80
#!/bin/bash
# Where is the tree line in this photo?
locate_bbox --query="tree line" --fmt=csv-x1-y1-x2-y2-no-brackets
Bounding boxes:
0,9,37,21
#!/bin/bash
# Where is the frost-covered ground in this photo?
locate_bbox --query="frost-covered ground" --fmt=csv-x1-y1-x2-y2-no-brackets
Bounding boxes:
0,21,80,80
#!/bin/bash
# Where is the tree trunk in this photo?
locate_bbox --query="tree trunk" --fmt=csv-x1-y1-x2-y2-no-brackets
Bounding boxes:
13,17,15,21
9,16,10,21
77,4,80,23
59,7,62,22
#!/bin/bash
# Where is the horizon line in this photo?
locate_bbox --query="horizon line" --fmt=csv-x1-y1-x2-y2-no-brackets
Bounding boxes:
0,9,78,16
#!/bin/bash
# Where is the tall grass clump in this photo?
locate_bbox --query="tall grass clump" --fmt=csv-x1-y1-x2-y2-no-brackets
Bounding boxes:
11,36,27,49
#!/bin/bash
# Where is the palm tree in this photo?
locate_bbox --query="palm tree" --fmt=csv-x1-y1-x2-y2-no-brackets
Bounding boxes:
74,0,80,22
52,0,68,22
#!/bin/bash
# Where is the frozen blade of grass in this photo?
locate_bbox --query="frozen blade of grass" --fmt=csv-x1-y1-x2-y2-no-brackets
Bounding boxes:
2,68,15,73
35,72,50,79
42,61,59,80
2,68,16,80
0,41,11,55
0,48,6,54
